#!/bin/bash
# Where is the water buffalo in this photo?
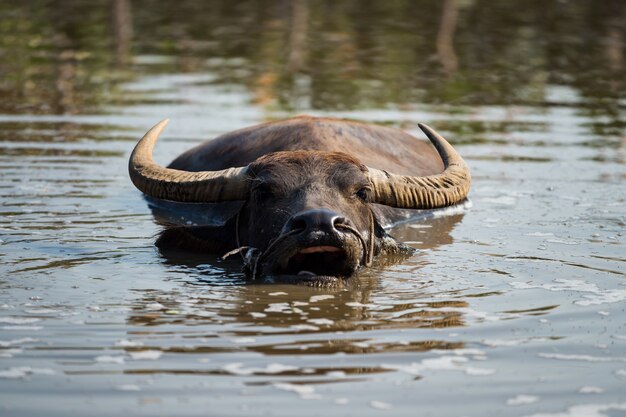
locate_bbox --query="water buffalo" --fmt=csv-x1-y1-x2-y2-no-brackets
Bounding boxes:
129,116,470,285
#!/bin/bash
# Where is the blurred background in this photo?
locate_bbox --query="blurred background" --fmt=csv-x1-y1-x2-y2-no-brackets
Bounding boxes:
0,1,625,417
2,0,624,120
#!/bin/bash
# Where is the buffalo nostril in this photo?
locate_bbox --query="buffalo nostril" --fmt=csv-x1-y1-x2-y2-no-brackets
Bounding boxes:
333,216,347,227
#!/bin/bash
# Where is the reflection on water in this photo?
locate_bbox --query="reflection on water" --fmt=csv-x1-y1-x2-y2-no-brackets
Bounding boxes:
0,1,625,416
2,1,624,118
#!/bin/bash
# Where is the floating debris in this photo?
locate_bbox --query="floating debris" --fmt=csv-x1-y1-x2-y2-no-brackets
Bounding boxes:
95,355,126,364
309,295,334,302
506,395,540,406
0,317,40,324
370,400,393,410
114,339,144,348
116,384,141,391
223,362,299,376
0,367,55,379
128,350,162,360
307,318,334,325
579,387,604,394
538,353,626,363
273,382,319,399
520,403,626,417
233,337,256,344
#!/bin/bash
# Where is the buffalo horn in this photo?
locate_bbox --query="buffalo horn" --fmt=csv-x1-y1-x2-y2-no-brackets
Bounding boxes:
128,119,249,202
367,124,471,209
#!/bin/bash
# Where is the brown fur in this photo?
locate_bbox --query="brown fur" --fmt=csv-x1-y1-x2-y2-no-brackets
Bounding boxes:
168,116,443,176
152,116,449,282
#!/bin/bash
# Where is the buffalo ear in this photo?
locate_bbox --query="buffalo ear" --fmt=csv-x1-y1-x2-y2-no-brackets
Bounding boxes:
155,215,238,255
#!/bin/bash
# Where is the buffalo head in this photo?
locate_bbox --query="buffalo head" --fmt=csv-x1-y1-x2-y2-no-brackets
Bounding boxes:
129,119,470,285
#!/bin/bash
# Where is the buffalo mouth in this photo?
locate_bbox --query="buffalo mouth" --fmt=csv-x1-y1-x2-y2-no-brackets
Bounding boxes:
259,234,362,285
287,245,349,278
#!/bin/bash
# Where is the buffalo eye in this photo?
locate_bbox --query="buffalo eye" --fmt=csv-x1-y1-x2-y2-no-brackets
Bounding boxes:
252,183,274,201
355,187,370,201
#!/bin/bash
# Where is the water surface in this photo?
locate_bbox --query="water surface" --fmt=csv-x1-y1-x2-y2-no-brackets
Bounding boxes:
1,1,625,416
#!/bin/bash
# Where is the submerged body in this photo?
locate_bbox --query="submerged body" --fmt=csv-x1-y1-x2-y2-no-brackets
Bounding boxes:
129,116,471,284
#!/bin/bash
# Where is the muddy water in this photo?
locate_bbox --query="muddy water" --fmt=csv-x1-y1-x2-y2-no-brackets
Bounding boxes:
1,1,625,416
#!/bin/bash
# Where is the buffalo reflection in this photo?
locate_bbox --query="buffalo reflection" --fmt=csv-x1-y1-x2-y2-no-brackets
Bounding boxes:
125,286,467,357
127,212,469,358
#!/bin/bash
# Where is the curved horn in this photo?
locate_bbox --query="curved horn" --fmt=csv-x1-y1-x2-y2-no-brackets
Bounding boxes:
129,119,249,202
368,123,470,209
